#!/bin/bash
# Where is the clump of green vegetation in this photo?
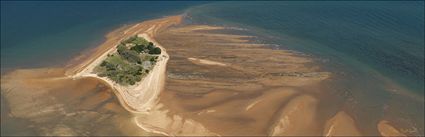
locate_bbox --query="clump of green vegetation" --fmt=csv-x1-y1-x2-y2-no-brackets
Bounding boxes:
94,35,162,86
130,40,161,55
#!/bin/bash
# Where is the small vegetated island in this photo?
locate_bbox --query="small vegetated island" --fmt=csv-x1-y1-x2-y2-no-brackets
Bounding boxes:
94,35,162,86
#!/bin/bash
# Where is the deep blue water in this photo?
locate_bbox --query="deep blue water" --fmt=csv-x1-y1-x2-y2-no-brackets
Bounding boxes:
1,1,205,72
3,1,422,94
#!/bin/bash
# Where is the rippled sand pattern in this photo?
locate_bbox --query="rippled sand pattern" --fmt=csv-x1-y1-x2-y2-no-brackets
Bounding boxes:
156,24,333,136
1,15,412,136
0,68,159,136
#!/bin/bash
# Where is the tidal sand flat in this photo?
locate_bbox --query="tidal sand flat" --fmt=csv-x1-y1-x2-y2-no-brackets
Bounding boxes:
1,16,183,136
156,23,331,135
1,15,331,136
1,2,423,135
1,68,152,136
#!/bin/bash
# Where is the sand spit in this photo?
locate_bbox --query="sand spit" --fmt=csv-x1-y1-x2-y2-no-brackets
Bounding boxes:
1,15,217,136
15,15,333,136
134,104,218,136
72,33,168,112
323,111,362,136
269,95,319,136
188,57,228,66
65,15,183,76
67,16,184,114
67,15,218,136
378,120,406,137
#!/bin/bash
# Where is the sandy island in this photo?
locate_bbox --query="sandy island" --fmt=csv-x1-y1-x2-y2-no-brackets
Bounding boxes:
71,33,168,113
65,15,217,136
1,15,414,136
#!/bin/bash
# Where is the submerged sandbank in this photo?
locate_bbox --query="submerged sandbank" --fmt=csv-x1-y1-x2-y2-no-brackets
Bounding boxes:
1,15,417,136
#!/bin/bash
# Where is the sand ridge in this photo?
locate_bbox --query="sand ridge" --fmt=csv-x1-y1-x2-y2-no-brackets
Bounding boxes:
156,21,331,136
71,33,168,113
1,15,413,136
66,15,219,136
188,57,228,66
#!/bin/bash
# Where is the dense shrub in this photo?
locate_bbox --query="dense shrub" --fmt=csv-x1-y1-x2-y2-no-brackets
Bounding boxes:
130,44,146,53
149,47,162,54
123,36,149,45
95,35,161,86
121,50,141,63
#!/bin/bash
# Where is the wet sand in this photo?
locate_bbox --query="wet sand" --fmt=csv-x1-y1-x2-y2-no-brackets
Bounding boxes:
1,68,156,136
0,15,184,136
1,15,415,136
323,111,362,136
155,23,332,136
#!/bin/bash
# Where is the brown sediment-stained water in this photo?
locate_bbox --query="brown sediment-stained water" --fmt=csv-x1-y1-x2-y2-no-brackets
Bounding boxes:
1,15,413,136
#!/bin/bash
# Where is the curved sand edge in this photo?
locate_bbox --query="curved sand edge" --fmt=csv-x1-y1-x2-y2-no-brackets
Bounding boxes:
323,111,362,136
71,33,168,113
378,120,406,137
66,16,219,136
188,57,228,66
